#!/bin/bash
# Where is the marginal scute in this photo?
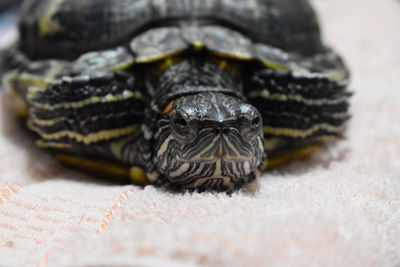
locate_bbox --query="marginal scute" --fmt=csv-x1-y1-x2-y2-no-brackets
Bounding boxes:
130,27,187,63
129,25,296,69
298,50,350,82
201,26,253,60
72,47,135,74
127,24,349,79
255,44,297,70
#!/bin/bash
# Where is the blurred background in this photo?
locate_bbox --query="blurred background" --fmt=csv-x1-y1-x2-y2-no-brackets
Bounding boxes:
0,0,20,49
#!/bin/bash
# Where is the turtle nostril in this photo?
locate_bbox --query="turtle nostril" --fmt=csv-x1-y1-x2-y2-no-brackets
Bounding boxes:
214,127,230,135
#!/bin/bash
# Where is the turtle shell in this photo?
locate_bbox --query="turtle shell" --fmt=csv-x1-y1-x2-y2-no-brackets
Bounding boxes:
19,0,324,60
18,0,348,82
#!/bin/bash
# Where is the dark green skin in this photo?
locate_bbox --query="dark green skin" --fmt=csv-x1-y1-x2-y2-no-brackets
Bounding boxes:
2,0,351,191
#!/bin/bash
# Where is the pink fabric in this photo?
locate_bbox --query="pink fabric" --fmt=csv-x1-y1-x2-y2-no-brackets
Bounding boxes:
1,0,399,266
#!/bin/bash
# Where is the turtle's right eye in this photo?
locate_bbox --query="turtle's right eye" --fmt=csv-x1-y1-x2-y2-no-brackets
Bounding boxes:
252,115,261,128
171,111,192,137
174,117,187,128
170,107,199,143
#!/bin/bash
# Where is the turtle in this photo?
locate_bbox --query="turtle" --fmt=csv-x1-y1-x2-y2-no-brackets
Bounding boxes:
1,0,351,192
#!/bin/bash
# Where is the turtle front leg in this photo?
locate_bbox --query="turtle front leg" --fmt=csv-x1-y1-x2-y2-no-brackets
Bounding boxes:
6,66,152,183
245,68,352,169
25,72,144,149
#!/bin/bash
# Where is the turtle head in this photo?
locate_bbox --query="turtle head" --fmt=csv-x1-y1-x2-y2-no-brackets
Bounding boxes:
152,92,264,191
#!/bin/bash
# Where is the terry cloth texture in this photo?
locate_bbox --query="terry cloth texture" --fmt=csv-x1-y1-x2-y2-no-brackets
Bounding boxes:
0,0,399,266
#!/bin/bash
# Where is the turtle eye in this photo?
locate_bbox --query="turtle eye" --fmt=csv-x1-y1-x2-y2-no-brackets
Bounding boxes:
171,110,197,143
174,117,188,130
252,115,261,128
172,112,190,134
237,108,262,140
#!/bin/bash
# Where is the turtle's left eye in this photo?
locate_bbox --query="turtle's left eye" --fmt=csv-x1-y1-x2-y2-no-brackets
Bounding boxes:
238,113,261,129
236,105,262,140
252,115,261,128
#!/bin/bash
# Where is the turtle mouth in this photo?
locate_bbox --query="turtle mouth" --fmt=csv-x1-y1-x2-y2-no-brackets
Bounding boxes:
177,134,252,163
160,139,259,190
177,153,250,163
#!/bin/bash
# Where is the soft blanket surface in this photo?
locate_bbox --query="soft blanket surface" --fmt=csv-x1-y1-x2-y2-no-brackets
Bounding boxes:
1,0,399,266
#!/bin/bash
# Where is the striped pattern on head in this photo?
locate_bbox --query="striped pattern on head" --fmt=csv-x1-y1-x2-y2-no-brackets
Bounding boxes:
153,92,264,191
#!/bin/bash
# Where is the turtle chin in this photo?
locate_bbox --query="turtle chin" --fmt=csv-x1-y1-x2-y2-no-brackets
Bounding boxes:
169,157,260,192
154,156,258,192
154,136,264,192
